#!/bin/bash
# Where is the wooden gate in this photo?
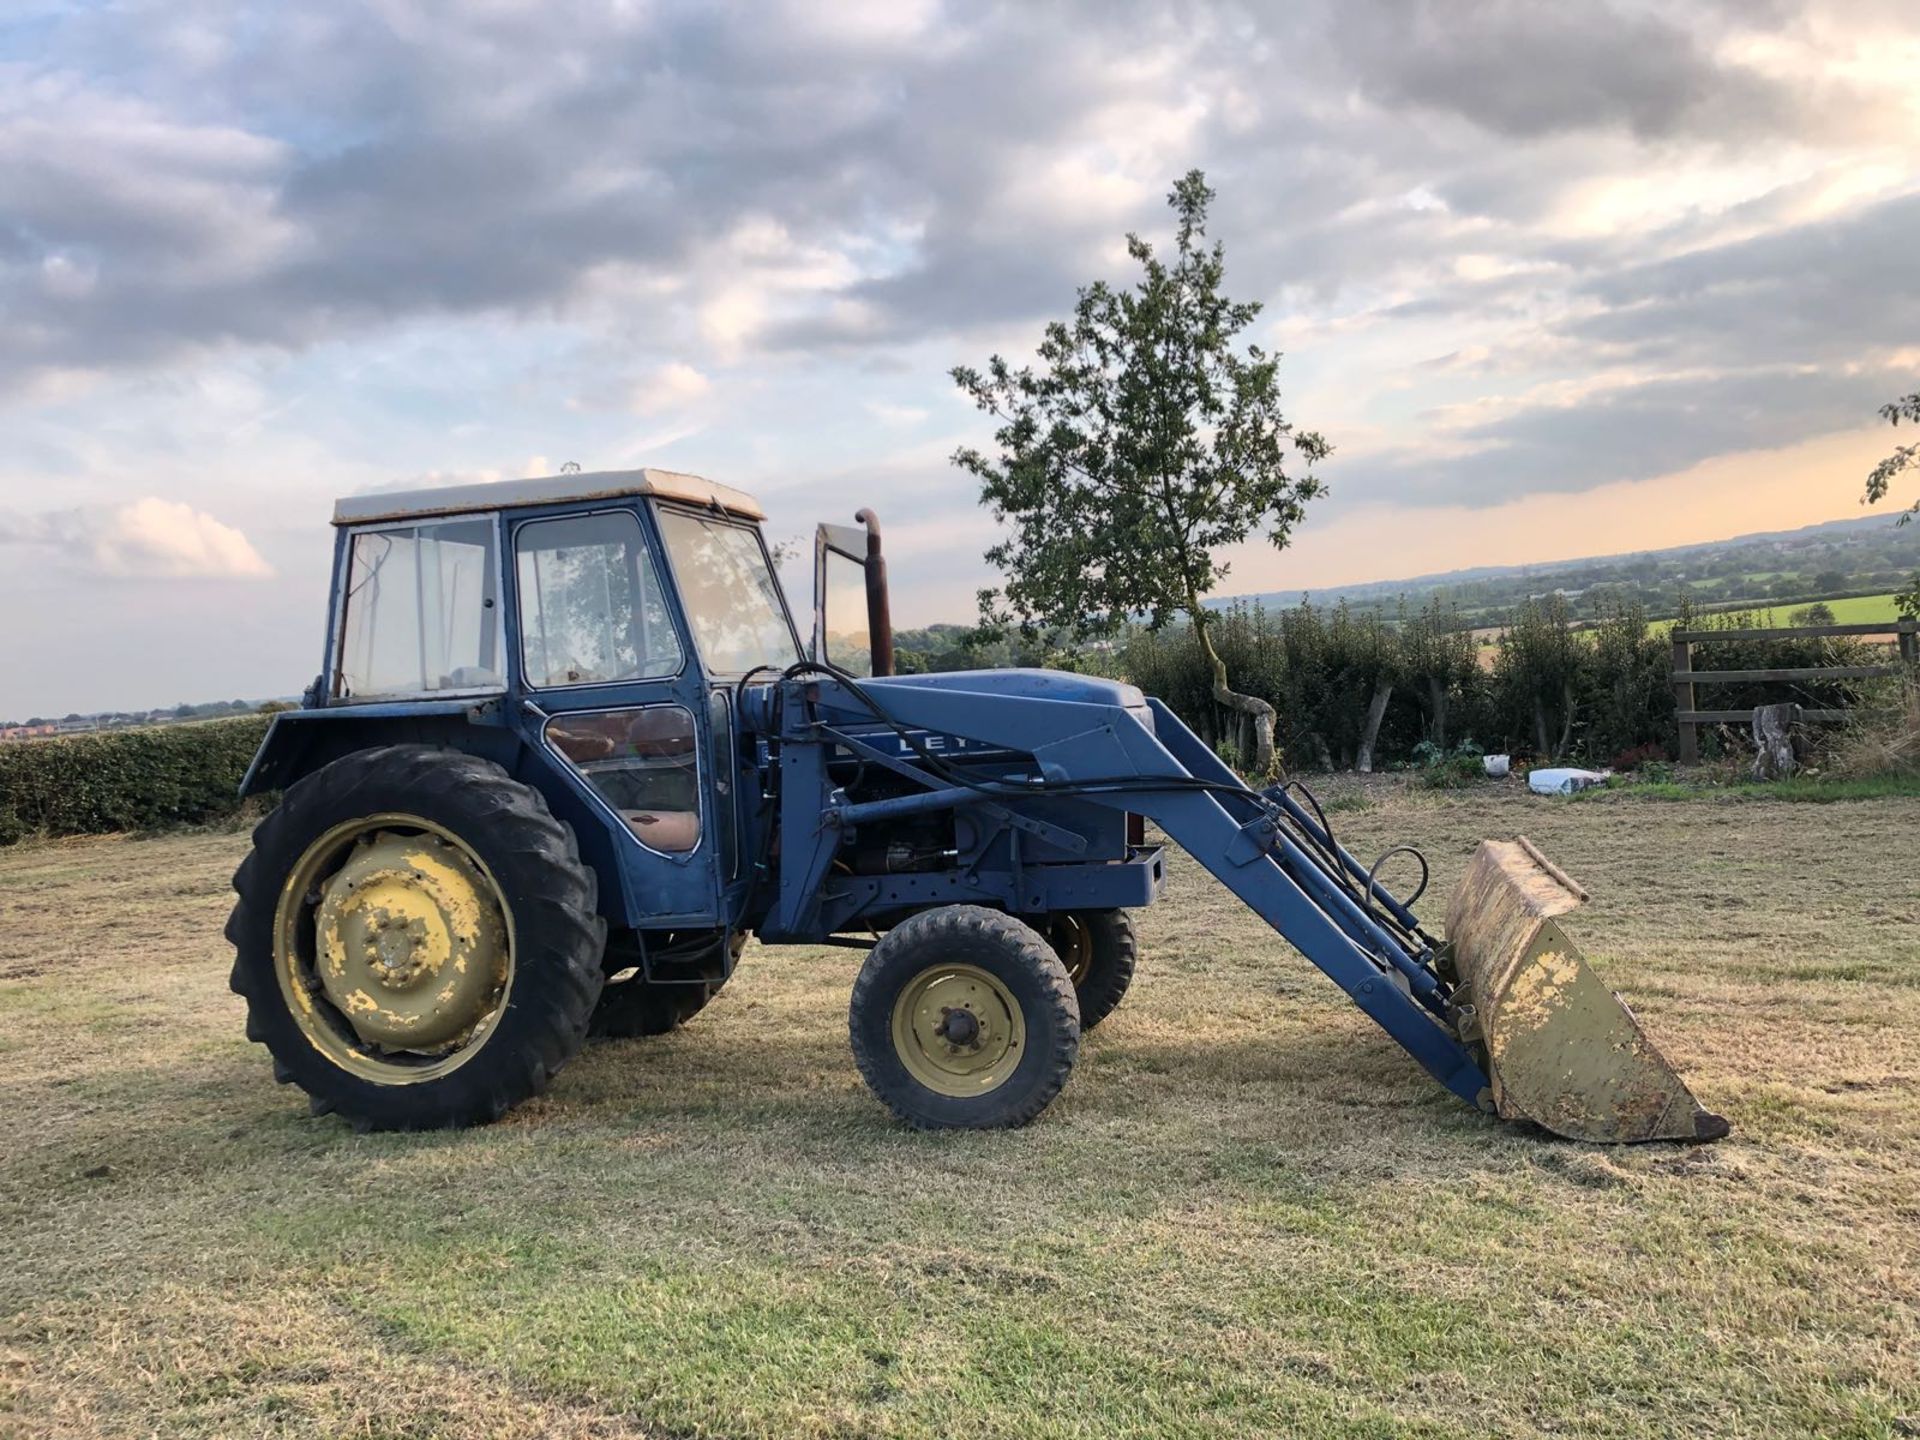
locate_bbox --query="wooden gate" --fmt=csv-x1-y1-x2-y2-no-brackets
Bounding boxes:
1671,618,1918,764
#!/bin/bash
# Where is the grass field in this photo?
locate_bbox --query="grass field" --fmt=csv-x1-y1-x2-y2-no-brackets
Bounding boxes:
1471,594,1907,653
3,786,1918,1438
1662,594,1906,631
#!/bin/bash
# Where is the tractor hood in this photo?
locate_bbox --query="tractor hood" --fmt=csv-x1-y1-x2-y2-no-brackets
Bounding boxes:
826,669,1154,762
862,669,1148,713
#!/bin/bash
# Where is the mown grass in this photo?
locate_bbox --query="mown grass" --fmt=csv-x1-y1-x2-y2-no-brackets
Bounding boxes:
2,792,1917,1438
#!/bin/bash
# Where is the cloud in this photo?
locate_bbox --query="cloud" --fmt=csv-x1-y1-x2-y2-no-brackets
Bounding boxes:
0,498,272,579
1,0,1911,407
1336,366,1896,509
1309,177,1920,509
629,361,712,416
863,400,929,427
1571,189,1920,363
0,2,1296,387
0,0,1914,718
1324,1,1847,143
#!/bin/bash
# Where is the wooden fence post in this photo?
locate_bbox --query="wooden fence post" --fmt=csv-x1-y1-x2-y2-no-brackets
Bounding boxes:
1672,634,1698,765
1900,619,1917,670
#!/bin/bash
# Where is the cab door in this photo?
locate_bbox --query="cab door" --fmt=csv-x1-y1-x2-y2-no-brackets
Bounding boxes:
506,504,719,927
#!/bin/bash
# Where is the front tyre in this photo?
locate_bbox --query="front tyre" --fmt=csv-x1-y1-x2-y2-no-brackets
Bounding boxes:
226,745,606,1131
1047,910,1137,1031
849,906,1079,1130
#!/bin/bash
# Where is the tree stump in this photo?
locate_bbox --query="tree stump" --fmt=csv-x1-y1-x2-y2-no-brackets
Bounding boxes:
1751,702,1800,780
1355,680,1393,774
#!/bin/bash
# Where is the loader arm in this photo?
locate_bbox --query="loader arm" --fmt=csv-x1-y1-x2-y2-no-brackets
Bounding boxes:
762,671,1726,1142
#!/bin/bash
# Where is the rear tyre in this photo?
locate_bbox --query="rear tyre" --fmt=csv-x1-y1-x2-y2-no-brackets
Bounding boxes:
226,745,606,1131
849,905,1079,1130
1046,910,1137,1031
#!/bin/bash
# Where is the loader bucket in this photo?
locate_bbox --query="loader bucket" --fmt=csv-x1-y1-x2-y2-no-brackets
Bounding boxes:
1445,838,1728,1144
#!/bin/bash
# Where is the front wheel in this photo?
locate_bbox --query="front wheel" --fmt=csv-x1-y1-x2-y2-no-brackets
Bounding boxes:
1046,910,1137,1031
849,906,1080,1130
226,745,606,1131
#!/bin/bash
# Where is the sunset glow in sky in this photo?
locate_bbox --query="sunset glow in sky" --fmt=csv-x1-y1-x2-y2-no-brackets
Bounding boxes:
3,1,1918,714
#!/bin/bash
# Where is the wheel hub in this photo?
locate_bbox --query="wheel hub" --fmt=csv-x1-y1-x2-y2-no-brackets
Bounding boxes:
890,965,1026,1097
309,829,509,1052
937,1007,981,1047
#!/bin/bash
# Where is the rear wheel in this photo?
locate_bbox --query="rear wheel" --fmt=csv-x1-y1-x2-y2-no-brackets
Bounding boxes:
1047,910,1137,1031
226,745,606,1130
849,906,1079,1130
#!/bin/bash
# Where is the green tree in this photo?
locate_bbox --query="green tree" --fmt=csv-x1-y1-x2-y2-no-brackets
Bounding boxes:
1864,391,1920,620
1493,596,1584,760
952,171,1327,775
1397,595,1479,749
1581,602,1670,763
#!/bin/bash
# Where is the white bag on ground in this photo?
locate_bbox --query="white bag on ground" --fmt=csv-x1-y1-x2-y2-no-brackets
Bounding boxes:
1527,767,1611,795
1483,754,1511,778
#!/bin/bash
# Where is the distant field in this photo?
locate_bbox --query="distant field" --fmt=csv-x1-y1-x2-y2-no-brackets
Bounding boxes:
4,788,1917,1438
1665,593,1905,630
1471,593,1907,652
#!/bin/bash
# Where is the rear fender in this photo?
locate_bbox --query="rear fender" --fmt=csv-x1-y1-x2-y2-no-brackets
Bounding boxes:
239,699,520,796
239,699,645,930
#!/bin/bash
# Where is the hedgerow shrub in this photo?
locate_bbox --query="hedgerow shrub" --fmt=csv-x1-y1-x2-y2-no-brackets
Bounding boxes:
0,716,271,845
1116,595,1912,772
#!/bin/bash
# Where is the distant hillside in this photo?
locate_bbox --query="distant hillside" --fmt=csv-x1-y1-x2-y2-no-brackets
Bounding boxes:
1217,513,1920,624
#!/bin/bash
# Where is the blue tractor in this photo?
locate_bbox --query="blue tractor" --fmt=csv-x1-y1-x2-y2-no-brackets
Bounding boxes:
228,469,1725,1141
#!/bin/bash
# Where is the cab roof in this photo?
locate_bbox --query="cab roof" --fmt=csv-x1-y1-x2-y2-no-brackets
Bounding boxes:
330,468,765,526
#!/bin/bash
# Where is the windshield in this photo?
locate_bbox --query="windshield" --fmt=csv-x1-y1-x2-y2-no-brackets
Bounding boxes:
655,508,799,674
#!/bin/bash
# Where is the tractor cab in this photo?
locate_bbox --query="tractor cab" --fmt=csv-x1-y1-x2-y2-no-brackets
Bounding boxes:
261,469,903,941
302,470,814,935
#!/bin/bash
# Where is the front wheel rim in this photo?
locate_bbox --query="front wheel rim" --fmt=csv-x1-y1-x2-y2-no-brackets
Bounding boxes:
1050,915,1094,986
273,814,514,1084
889,963,1026,1097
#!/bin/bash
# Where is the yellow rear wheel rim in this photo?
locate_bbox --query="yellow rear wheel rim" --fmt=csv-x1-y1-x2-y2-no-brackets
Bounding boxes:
273,814,514,1085
889,963,1026,1098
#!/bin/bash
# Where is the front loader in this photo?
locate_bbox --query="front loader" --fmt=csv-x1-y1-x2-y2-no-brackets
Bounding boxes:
227,468,1725,1142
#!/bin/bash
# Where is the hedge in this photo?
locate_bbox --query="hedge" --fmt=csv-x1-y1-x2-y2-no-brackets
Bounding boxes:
0,715,272,846
1116,597,1899,773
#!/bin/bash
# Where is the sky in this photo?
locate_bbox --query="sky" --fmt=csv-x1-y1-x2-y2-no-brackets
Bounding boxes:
2,0,1918,717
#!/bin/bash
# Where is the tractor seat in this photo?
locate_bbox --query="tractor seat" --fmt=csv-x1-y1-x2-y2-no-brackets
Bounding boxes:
621,809,700,853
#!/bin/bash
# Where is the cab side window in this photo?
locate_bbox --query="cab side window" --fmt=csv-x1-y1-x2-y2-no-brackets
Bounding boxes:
515,511,682,688
334,518,502,700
